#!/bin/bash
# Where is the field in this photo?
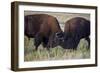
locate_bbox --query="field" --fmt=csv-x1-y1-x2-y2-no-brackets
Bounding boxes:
24,36,90,61
24,11,90,62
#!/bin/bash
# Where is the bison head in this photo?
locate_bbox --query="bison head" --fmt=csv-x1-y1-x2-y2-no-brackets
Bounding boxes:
53,31,65,46
54,32,74,49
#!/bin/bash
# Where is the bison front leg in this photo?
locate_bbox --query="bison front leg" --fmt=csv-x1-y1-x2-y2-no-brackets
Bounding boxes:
47,35,54,50
42,37,48,48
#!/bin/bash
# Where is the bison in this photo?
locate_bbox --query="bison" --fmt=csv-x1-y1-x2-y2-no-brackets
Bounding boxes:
60,17,90,49
24,14,63,50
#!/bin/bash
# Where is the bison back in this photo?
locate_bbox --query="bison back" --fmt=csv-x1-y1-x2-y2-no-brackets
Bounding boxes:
64,17,90,38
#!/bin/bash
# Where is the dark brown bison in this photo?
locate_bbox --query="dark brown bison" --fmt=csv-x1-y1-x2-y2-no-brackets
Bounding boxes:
24,14,63,50
61,17,90,49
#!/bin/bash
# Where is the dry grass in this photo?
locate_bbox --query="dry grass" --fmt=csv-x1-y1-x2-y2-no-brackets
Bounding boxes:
24,36,90,61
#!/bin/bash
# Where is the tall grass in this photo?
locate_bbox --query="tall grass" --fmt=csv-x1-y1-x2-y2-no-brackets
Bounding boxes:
24,36,90,61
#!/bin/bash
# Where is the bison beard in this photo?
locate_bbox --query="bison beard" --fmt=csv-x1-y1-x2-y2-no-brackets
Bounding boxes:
61,17,90,49
24,14,63,50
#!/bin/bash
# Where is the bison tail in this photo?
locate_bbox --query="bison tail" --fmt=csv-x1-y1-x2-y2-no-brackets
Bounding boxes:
85,37,90,49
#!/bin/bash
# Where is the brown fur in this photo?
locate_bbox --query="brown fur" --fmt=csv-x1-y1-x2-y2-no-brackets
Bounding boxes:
25,14,62,50
62,17,90,49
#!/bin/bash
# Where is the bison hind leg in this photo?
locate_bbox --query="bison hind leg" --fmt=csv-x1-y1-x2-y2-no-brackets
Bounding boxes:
34,34,42,50
34,40,41,50
85,37,90,49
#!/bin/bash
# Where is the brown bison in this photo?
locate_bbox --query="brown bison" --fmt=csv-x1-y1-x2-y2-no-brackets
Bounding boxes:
60,17,90,49
24,14,63,50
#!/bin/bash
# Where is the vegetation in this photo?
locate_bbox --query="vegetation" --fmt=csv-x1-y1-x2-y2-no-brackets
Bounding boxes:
24,36,90,61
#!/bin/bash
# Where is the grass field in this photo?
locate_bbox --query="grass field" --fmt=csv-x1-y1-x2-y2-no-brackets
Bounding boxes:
24,36,90,61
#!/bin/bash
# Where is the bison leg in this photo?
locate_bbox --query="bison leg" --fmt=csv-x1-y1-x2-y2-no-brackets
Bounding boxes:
42,37,48,48
47,35,54,50
74,35,81,48
65,35,80,49
67,37,79,49
34,34,42,50
85,37,90,49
